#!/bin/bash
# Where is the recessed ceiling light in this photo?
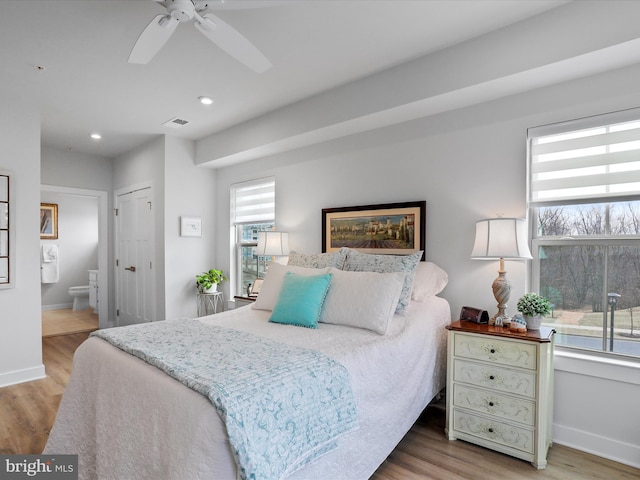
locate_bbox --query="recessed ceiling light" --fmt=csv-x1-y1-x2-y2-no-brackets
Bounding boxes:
198,96,214,105
90,133,102,140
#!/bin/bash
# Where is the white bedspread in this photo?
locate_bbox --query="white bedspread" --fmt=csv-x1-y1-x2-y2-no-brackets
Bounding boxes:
44,296,450,480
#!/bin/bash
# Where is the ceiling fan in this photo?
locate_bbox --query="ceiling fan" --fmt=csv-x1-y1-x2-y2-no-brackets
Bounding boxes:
129,0,272,73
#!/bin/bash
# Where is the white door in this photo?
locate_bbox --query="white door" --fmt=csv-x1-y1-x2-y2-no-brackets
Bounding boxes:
115,186,155,326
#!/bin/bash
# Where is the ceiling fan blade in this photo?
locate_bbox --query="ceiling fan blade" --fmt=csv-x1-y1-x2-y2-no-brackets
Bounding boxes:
128,14,179,64
194,13,272,73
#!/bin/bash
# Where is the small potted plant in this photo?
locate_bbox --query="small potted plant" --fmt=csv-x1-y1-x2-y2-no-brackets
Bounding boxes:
516,292,551,330
196,269,228,293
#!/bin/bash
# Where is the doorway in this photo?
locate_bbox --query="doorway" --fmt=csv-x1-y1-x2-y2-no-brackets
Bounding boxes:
115,183,155,326
40,185,109,331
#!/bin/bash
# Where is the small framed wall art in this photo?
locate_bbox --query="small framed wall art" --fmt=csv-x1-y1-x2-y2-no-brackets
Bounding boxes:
40,203,58,240
180,216,202,237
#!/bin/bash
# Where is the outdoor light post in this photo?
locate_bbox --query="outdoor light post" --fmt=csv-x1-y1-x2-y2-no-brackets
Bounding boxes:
608,292,621,352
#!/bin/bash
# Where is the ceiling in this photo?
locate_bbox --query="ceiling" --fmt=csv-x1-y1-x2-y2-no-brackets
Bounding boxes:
0,0,569,160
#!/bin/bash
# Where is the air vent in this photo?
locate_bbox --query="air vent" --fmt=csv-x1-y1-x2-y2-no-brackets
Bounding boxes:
162,117,189,128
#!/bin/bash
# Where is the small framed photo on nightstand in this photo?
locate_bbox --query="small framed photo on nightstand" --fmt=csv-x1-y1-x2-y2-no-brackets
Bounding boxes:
250,278,263,296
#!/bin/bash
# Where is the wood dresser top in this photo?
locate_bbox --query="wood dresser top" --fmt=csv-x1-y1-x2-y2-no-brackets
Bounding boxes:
446,320,555,343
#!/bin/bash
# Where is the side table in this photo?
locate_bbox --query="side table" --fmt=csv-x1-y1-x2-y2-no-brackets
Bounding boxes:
234,295,256,308
197,291,224,316
445,320,555,468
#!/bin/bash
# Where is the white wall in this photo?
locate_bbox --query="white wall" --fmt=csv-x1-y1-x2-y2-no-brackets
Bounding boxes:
0,97,45,387
40,191,98,309
211,64,640,467
163,137,217,319
41,146,112,192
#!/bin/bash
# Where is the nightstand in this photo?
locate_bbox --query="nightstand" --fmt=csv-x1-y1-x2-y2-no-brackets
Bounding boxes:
445,320,555,469
233,295,256,308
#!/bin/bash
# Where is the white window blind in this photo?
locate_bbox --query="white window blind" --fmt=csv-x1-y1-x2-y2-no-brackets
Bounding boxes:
231,177,275,224
528,107,640,206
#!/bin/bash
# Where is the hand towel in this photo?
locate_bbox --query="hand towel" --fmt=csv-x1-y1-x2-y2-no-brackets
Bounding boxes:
42,244,58,262
41,244,59,283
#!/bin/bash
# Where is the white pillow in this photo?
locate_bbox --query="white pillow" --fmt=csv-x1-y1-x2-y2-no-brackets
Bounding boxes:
411,262,448,301
320,267,405,335
252,263,329,311
342,248,422,315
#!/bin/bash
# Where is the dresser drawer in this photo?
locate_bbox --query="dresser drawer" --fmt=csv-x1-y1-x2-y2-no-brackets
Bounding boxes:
452,409,535,454
454,333,537,370
453,359,536,398
452,383,535,426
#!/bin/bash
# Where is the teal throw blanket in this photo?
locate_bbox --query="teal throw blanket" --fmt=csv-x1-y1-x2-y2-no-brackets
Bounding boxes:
92,319,359,480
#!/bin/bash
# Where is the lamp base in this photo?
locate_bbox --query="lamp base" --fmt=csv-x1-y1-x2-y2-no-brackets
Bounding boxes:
490,260,511,326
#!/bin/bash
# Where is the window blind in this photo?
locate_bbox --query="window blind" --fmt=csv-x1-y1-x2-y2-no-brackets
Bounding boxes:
528,107,640,206
231,177,275,224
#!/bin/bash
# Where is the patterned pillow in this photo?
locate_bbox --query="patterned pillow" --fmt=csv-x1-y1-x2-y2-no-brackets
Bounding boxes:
269,272,334,329
287,248,347,269
342,248,423,315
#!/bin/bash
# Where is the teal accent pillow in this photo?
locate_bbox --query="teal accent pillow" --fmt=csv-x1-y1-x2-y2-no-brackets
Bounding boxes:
269,272,334,328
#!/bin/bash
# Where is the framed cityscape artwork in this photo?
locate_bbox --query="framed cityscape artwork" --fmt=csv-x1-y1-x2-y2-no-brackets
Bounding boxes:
322,201,425,259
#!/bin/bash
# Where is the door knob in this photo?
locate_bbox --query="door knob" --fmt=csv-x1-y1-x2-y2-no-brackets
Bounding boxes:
125,266,136,272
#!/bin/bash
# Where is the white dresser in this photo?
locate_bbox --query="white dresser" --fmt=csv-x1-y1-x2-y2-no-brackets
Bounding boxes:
445,320,555,468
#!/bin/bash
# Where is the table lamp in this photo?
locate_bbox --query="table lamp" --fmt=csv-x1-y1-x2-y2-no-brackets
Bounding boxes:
256,231,289,276
471,218,532,325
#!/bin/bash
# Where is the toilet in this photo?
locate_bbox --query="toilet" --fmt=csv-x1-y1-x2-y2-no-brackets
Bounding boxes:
68,285,90,311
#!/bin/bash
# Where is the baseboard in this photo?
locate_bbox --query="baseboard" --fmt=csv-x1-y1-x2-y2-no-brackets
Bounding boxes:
0,364,46,388
554,422,640,469
42,303,73,311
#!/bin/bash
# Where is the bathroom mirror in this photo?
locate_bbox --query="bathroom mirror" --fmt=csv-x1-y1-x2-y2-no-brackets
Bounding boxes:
0,171,14,287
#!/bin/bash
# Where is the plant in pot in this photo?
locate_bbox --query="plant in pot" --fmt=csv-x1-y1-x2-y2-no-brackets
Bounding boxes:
516,292,551,330
196,269,228,294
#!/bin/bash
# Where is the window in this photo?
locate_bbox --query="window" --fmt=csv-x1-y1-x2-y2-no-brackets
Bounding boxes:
230,178,275,295
528,108,640,359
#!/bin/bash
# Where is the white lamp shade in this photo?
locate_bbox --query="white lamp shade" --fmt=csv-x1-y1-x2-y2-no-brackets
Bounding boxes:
471,218,532,260
256,231,289,256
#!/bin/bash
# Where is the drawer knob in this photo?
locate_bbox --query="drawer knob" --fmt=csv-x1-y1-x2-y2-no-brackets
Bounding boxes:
488,428,494,433
489,402,494,407
490,348,496,354
489,375,495,380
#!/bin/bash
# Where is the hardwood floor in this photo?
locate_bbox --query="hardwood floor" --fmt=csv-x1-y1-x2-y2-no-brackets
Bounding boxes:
1,333,638,479
42,308,98,337
371,404,640,479
0,332,89,455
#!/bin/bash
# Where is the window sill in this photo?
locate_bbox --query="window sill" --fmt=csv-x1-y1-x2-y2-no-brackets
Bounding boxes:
554,347,640,386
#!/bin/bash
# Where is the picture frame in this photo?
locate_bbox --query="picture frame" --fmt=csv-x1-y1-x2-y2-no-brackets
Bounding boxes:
180,216,202,237
249,278,264,296
40,203,58,240
322,201,426,259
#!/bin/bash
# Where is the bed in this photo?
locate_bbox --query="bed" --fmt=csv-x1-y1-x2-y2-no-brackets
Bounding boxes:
45,248,451,480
